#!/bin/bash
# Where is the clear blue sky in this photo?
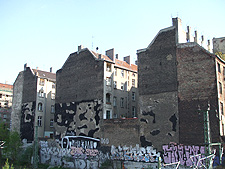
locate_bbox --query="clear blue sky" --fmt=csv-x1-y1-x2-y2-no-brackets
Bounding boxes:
0,0,224,84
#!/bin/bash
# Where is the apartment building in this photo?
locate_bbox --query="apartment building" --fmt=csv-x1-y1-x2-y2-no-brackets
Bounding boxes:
95,48,138,119
55,46,138,142
0,83,13,125
11,65,56,142
0,83,13,108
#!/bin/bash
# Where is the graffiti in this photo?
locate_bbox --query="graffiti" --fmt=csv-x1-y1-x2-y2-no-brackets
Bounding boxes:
169,114,177,132
150,129,160,136
111,144,160,163
61,136,100,149
142,110,156,123
20,102,35,142
101,138,109,145
54,100,102,139
40,136,103,169
71,147,99,156
140,136,152,147
162,142,205,166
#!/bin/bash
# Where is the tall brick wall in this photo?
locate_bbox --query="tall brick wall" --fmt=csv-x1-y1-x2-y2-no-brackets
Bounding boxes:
56,49,104,104
138,27,179,150
101,118,140,147
177,43,220,144
55,49,104,139
138,27,178,95
22,67,37,103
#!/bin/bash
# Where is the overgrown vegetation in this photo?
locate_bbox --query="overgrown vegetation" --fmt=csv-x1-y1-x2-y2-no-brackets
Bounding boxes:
99,160,113,169
0,120,33,168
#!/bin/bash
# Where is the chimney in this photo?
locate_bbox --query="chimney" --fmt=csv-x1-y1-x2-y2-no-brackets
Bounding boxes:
115,54,118,59
105,48,114,61
186,26,191,42
201,35,204,46
194,31,198,43
50,67,52,73
207,40,211,52
98,54,102,59
24,63,27,71
124,56,130,65
78,45,84,51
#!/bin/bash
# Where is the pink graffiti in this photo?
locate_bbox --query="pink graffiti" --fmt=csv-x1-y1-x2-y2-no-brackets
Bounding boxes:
70,146,99,156
162,143,205,166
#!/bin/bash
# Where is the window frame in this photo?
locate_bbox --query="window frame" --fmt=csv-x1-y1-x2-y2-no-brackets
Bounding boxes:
37,116,42,127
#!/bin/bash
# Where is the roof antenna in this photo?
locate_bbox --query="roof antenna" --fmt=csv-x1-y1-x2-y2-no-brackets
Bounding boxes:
92,36,94,50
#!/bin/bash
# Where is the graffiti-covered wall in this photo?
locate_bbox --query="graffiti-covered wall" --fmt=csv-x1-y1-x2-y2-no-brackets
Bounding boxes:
20,101,35,142
54,100,102,139
39,137,161,169
162,142,205,166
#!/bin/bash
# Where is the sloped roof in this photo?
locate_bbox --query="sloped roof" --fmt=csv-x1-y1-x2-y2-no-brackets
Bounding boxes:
91,51,137,72
32,69,56,81
0,83,13,90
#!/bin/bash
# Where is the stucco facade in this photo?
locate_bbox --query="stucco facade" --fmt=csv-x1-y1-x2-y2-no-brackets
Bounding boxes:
11,65,56,141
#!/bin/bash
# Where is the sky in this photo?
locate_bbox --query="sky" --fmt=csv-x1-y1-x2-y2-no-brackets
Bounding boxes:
0,0,225,85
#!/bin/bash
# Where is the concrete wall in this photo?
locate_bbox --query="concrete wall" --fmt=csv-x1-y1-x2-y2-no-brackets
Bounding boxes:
11,72,24,132
213,37,225,54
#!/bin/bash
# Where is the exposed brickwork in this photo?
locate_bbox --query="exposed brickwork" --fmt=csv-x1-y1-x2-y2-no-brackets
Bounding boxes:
138,28,177,95
22,68,37,103
177,44,220,144
56,49,104,104
101,118,140,147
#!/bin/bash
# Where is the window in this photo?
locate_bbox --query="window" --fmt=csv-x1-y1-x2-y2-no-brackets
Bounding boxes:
50,119,54,127
51,105,55,113
106,110,111,119
121,70,124,77
39,90,44,97
106,63,111,72
114,81,117,89
106,77,111,86
51,92,55,100
120,98,124,108
132,79,135,87
121,83,124,90
218,63,221,73
38,103,43,111
0,94,2,98
132,73,135,77
113,97,117,106
106,93,111,104
113,113,118,119
132,106,136,117
39,79,45,86
132,92,135,101
52,82,56,89
221,102,224,115
223,123,225,136
37,116,42,127
114,68,117,76
219,82,223,94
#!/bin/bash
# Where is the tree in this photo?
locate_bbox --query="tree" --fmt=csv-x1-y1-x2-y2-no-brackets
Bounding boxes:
3,131,22,162
0,121,9,163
